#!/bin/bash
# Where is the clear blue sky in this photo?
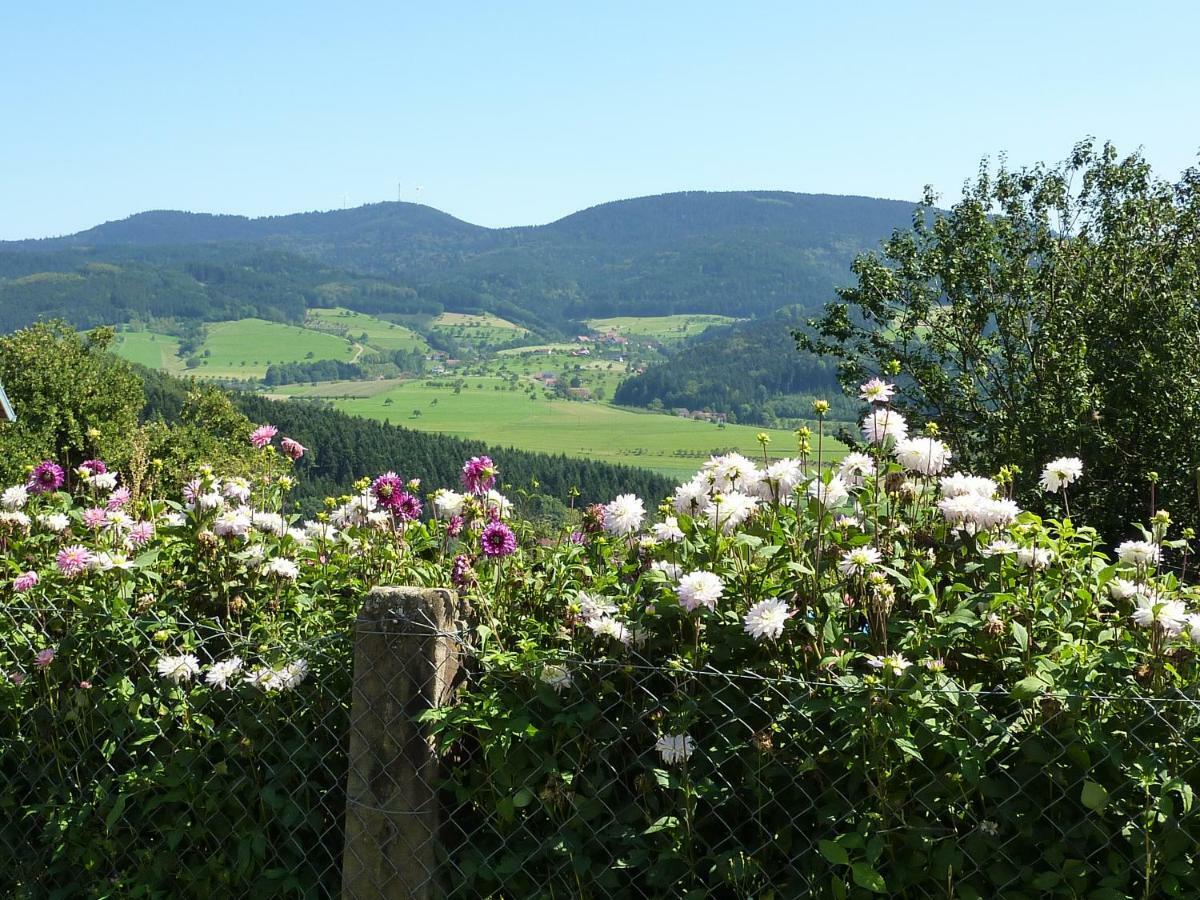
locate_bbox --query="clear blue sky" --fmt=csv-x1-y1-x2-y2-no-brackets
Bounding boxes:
2,1,1197,239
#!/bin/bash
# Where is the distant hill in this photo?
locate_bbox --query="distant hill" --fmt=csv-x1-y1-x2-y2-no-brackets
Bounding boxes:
613,310,856,426
0,191,916,330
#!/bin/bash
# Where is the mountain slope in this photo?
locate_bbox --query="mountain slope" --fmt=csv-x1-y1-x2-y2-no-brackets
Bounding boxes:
0,191,917,327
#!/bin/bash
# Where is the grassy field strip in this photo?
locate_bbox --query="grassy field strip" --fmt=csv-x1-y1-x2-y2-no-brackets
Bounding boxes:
112,331,186,373
585,314,739,341
274,377,845,479
306,307,429,354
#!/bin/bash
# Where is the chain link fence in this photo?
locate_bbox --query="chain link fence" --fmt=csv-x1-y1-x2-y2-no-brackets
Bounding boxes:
6,590,1200,898
1,599,354,898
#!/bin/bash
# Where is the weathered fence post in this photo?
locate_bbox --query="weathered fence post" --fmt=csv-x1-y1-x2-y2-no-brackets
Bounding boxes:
342,586,471,899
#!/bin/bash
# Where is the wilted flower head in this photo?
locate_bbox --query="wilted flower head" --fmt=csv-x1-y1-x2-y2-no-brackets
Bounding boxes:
1107,577,1139,601
280,437,307,460
655,733,695,765
743,597,791,641
1039,457,1083,493
33,648,56,669
249,425,278,449
27,461,65,494
603,494,646,536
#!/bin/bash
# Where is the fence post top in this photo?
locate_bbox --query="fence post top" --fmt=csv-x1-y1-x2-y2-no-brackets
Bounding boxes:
359,586,471,632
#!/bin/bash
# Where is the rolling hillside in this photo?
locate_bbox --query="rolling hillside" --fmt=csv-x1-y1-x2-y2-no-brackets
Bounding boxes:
0,191,916,330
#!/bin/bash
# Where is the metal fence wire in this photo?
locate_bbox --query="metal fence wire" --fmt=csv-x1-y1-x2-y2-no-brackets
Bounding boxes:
5,600,1200,899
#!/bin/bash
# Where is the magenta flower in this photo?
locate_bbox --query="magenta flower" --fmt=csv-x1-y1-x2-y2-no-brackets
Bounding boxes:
27,461,65,494
80,459,108,476
395,492,423,522
106,487,131,511
451,554,476,589
250,424,278,449
82,507,108,529
447,515,464,537
280,437,307,460
33,648,55,669
568,531,586,545
460,456,498,495
13,571,38,592
127,521,155,547
371,472,404,507
56,545,94,577
480,520,517,558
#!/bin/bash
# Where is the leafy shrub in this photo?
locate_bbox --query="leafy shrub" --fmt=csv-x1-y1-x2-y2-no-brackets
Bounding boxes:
4,380,1200,897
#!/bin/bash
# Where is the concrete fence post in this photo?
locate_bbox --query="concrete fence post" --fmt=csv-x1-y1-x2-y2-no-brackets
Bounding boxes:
342,586,472,900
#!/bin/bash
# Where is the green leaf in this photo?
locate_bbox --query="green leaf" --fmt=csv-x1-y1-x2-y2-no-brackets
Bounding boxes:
851,862,886,893
104,794,127,833
1081,780,1109,812
1011,621,1029,652
643,816,679,834
1011,674,1050,699
819,839,850,866
512,787,534,808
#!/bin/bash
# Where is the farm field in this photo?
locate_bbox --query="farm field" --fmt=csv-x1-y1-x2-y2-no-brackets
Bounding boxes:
112,331,186,373
273,377,846,478
586,314,738,342
191,318,356,379
429,312,528,350
306,307,429,353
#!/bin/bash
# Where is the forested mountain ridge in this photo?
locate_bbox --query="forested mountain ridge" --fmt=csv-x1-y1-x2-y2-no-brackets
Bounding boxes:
0,191,917,328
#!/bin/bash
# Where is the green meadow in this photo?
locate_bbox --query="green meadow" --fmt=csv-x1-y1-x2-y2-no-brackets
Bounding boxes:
112,331,186,373
586,314,738,342
191,318,356,378
306,307,429,353
429,312,528,350
273,377,845,478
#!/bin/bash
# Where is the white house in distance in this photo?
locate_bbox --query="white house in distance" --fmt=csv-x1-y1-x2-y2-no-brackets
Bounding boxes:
0,380,15,422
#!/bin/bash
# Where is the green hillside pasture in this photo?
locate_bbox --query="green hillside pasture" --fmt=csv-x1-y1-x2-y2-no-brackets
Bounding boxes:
485,345,638,399
193,319,356,379
274,378,845,479
112,331,186,373
586,314,739,343
430,312,528,350
306,307,429,354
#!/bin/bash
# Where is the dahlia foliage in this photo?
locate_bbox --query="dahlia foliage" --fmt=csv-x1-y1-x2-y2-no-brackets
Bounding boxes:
5,387,1200,896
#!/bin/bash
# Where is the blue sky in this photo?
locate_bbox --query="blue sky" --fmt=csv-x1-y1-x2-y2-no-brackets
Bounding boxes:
2,1,1197,239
